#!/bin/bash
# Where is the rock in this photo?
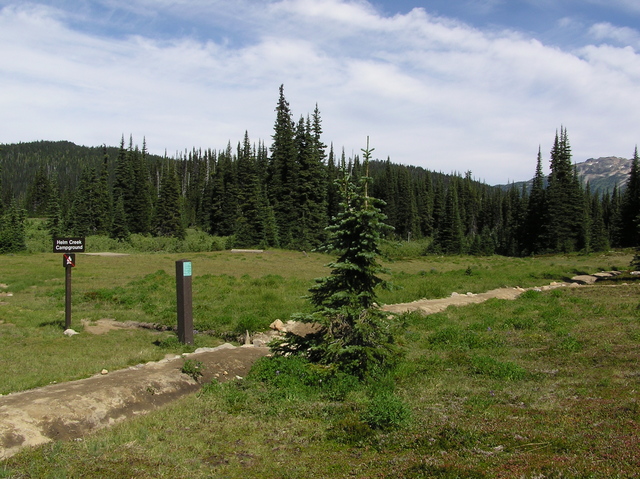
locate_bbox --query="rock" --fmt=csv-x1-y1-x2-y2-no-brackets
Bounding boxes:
269,319,285,331
592,272,613,278
63,329,79,337
571,275,598,285
451,292,460,297
101,369,108,375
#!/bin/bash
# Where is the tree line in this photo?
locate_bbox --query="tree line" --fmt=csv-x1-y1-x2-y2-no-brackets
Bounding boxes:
1,86,639,256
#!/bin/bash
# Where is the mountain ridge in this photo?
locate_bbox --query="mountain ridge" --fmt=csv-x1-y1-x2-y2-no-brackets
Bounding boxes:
496,156,631,194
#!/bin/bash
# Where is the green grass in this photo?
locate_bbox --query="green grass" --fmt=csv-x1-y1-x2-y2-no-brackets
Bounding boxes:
1,249,639,477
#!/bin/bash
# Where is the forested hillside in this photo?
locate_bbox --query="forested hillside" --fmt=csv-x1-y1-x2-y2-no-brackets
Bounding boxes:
1,86,639,256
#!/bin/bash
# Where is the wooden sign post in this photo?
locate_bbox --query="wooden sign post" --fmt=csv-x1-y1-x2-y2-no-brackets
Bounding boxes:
175,260,194,345
53,238,84,330
63,254,75,329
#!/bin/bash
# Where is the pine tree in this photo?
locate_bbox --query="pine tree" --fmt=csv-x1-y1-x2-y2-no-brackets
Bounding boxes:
526,147,546,254
439,182,464,254
113,135,135,231
129,140,153,234
110,195,130,241
0,198,27,253
93,146,112,235
273,139,400,379
590,192,609,252
155,163,185,239
544,127,585,252
45,189,64,239
25,164,53,217
268,85,298,247
620,146,640,247
68,168,97,236
235,132,266,248
209,144,237,237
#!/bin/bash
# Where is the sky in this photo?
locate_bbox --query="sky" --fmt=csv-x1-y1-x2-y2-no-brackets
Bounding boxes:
1,0,639,185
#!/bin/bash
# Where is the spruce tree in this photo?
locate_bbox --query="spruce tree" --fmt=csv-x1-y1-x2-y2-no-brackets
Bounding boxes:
526,147,546,254
0,199,26,253
45,189,64,239
93,146,112,235
113,136,135,230
155,163,185,239
590,192,609,252
268,85,298,247
544,127,584,252
438,183,464,254
68,167,97,236
110,195,130,241
235,132,266,248
273,140,400,378
620,146,640,247
129,141,153,234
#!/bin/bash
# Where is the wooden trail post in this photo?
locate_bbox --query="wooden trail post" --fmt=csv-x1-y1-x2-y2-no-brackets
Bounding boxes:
63,254,75,329
53,237,84,330
176,260,194,345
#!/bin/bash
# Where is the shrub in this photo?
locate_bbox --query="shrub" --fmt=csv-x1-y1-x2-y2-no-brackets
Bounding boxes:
362,391,411,431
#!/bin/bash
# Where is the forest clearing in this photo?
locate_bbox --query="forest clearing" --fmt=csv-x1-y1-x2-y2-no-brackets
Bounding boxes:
1,249,638,477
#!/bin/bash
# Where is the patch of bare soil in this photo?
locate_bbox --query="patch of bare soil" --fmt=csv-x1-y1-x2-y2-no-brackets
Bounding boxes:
381,282,576,315
0,345,269,459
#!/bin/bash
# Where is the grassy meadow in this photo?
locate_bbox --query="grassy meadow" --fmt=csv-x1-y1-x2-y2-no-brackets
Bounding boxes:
1,241,639,477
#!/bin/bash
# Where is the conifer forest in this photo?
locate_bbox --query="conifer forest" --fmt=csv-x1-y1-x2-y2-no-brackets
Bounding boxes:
1,86,639,256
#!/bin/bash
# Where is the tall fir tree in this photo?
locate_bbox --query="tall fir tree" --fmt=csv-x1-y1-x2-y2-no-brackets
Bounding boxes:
268,85,298,247
544,127,585,252
438,183,464,254
235,132,266,248
620,146,640,246
273,139,400,378
129,139,153,234
0,198,26,253
526,147,546,253
155,162,185,239
93,146,112,235
113,135,135,230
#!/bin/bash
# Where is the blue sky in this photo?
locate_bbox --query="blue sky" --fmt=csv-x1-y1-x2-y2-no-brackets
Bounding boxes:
1,0,639,184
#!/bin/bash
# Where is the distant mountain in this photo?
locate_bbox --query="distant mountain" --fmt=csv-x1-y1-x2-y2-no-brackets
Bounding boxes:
497,156,631,194
575,156,630,193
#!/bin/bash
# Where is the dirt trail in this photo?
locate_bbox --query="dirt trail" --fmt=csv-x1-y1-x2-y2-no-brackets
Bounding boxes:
381,282,578,315
0,345,269,459
0,279,589,459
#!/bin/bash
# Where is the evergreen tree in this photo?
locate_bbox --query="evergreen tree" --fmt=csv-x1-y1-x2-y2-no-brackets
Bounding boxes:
544,127,585,252
273,140,400,378
45,189,64,239
526,147,546,254
235,132,266,248
438,183,464,254
155,163,185,239
110,195,130,241
93,146,112,235
0,199,26,253
209,144,237,237
268,85,298,247
590,192,609,252
620,146,640,246
608,185,623,247
68,167,97,236
25,164,53,217
113,135,135,230
129,140,153,234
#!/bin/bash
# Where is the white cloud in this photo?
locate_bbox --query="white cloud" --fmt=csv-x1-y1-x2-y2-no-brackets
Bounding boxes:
0,0,639,184
589,22,640,49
